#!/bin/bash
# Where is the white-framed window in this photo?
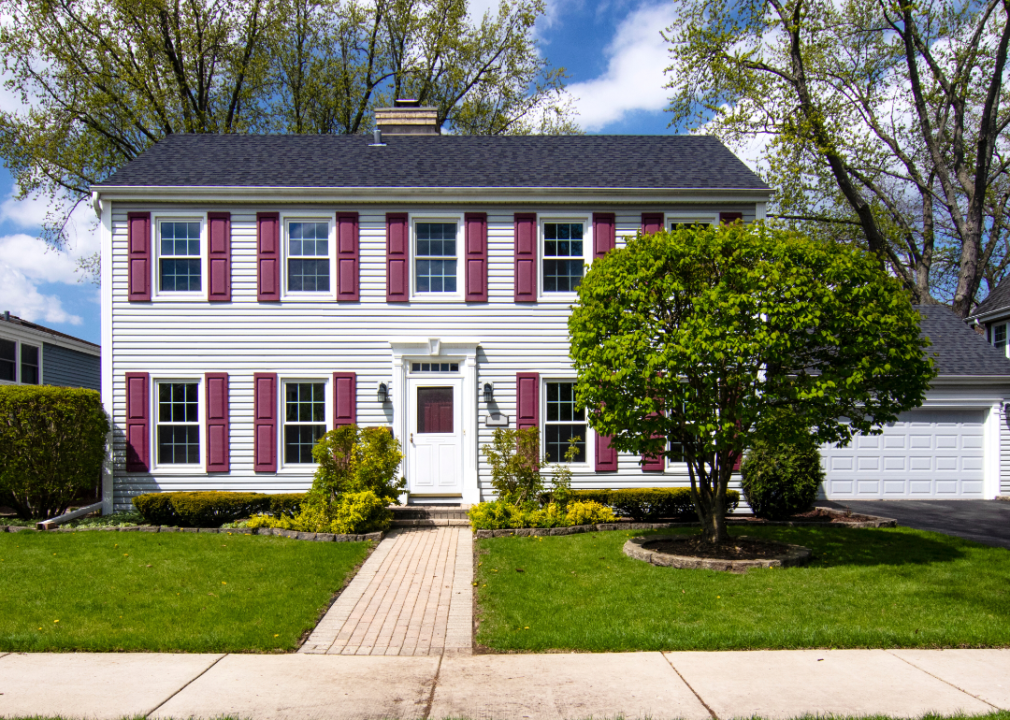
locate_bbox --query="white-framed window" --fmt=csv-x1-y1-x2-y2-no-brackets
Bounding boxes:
285,219,333,296
0,338,42,385
282,379,328,465
541,219,589,296
155,379,201,466
542,379,588,464
666,212,719,230
412,215,463,300
155,217,205,298
994,323,1007,355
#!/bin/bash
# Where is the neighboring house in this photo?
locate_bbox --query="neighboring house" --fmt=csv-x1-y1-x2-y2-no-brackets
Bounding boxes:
0,311,100,391
968,279,1010,356
92,103,773,512
820,305,1010,501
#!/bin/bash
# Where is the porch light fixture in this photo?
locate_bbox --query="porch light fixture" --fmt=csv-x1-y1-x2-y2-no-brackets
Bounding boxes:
483,382,494,403
378,382,389,404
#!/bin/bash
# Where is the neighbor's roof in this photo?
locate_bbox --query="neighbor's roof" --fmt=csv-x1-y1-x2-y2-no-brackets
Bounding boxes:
969,278,1010,320
0,314,100,350
94,134,771,191
917,304,1010,376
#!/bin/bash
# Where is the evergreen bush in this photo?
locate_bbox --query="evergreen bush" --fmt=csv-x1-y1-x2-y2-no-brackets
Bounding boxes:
132,491,278,527
741,430,824,520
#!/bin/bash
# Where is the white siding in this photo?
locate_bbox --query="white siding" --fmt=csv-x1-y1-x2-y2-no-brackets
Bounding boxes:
1002,408,1010,495
109,202,756,509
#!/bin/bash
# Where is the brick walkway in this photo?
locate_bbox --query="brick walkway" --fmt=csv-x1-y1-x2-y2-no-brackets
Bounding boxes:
300,527,473,656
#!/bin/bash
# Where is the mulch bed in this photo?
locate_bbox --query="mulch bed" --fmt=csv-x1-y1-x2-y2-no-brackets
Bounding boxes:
642,535,795,561
735,508,881,524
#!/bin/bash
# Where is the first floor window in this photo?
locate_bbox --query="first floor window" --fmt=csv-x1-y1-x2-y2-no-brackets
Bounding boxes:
544,381,586,463
415,222,457,293
288,221,330,292
284,381,326,463
669,440,685,463
543,222,584,293
159,221,202,292
157,381,200,464
20,344,39,385
0,339,14,381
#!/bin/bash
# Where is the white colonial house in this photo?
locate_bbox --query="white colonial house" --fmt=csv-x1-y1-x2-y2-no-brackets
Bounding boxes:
93,103,1010,512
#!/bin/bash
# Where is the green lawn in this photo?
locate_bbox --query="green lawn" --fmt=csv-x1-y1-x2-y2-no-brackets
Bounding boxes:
475,526,1010,652
0,531,371,652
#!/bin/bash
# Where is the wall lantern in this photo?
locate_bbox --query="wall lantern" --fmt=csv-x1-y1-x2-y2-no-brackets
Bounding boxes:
483,382,494,403
378,382,389,404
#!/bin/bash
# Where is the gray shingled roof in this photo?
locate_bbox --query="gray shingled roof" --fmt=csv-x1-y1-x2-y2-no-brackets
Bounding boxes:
95,134,771,190
918,304,1010,376
970,277,1010,319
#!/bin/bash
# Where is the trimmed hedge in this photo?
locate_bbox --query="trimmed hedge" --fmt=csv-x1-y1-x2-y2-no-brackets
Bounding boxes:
0,385,109,519
132,491,307,527
741,435,823,520
569,488,741,521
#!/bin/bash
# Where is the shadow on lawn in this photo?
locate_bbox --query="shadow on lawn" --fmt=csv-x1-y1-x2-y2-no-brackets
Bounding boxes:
641,525,970,568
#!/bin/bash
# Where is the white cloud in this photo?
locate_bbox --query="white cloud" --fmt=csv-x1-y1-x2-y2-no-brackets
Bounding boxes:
0,266,83,325
566,2,675,130
0,232,82,284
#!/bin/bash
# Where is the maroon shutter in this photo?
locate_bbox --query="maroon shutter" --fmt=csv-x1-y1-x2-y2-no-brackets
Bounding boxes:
593,213,616,259
125,372,149,471
333,372,357,427
257,212,281,301
386,212,409,302
337,212,360,302
207,212,231,302
641,446,665,472
720,212,744,225
732,453,742,472
205,372,230,472
595,433,618,472
641,213,664,235
253,373,277,472
514,213,537,302
516,372,539,430
464,212,488,302
127,213,151,301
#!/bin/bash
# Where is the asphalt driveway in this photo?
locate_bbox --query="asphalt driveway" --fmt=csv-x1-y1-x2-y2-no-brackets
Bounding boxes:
822,499,1010,550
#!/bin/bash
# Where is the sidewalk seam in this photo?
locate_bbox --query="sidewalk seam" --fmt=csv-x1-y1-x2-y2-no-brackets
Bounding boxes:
662,653,719,720
884,649,1001,711
144,653,227,717
422,651,445,719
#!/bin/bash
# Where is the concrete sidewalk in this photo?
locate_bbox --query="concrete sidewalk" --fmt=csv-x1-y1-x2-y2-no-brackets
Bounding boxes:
1,648,1008,720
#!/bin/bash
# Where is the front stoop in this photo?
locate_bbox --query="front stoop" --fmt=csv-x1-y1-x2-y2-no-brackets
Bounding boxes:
391,505,471,528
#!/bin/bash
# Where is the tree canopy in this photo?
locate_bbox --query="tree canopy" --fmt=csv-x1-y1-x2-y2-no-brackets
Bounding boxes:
0,0,577,276
665,0,1010,316
568,222,935,543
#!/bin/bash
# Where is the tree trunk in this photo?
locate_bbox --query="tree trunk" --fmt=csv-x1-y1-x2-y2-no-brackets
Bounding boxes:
700,506,729,544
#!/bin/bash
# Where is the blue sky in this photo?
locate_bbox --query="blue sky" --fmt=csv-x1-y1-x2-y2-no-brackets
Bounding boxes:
0,0,684,346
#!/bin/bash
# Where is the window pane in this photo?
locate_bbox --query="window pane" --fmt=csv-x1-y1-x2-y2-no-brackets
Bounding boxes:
417,387,453,433
546,382,583,423
284,424,325,464
996,324,1007,348
160,221,201,257
286,383,326,422
669,441,685,463
20,344,39,385
288,259,330,292
543,259,583,293
416,259,456,293
161,258,202,292
289,222,329,256
0,339,16,381
158,425,200,464
545,425,586,463
159,382,199,423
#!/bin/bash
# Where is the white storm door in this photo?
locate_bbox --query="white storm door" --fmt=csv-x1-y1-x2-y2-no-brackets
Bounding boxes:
407,377,463,495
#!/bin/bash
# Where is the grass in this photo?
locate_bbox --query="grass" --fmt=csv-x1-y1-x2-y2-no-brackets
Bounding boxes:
474,525,1010,652
0,530,371,652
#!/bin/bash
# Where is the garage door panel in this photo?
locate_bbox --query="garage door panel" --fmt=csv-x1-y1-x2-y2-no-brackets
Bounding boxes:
821,408,986,500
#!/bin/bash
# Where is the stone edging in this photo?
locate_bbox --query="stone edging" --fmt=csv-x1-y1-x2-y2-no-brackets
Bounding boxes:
623,534,812,573
0,524,385,543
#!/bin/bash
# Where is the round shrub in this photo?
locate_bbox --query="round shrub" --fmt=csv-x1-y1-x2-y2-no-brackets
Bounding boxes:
740,434,824,520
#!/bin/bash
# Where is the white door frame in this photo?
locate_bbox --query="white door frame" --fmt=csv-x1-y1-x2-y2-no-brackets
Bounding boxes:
389,339,481,504
407,375,464,496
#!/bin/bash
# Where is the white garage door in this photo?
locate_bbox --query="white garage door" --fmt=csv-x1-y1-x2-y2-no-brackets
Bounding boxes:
821,409,986,499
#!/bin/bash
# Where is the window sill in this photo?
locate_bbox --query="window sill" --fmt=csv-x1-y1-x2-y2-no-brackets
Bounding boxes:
152,293,206,302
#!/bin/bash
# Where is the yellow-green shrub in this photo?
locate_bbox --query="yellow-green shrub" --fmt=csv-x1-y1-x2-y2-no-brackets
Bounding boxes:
247,490,392,534
468,499,614,530
564,500,615,525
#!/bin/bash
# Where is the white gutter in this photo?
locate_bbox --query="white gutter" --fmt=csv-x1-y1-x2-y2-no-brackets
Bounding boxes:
930,375,1010,386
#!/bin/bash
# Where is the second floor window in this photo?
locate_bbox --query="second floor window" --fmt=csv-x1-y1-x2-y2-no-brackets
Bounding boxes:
160,221,201,292
288,222,330,293
995,323,1007,353
543,222,584,293
284,381,326,464
544,381,586,463
415,222,457,293
20,344,39,385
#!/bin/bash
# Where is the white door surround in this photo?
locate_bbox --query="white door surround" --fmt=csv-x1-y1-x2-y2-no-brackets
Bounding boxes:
389,339,481,504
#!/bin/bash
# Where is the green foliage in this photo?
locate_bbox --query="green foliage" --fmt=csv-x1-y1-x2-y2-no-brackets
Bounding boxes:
0,386,109,519
267,493,306,518
482,427,546,505
468,499,614,530
311,425,405,504
132,492,281,527
568,222,934,543
246,490,392,534
741,423,825,520
568,488,741,521
563,501,616,526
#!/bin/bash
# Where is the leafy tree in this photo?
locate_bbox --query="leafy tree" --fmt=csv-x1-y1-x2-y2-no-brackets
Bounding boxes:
665,0,1010,315
0,0,576,277
568,222,935,544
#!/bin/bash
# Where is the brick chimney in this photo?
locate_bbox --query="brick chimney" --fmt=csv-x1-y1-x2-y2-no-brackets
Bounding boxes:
374,99,441,136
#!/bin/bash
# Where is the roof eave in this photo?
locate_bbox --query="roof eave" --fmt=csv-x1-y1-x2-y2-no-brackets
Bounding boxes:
930,374,1010,385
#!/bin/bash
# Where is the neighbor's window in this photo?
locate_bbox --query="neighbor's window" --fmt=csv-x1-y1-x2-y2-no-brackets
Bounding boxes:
157,381,200,464
20,344,39,385
0,339,15,382
415,222,457,293
284,382,326,464
544,381,586,463
159,221,202,292
995,323,1007,352
288,221,330,293
543,222,584,293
